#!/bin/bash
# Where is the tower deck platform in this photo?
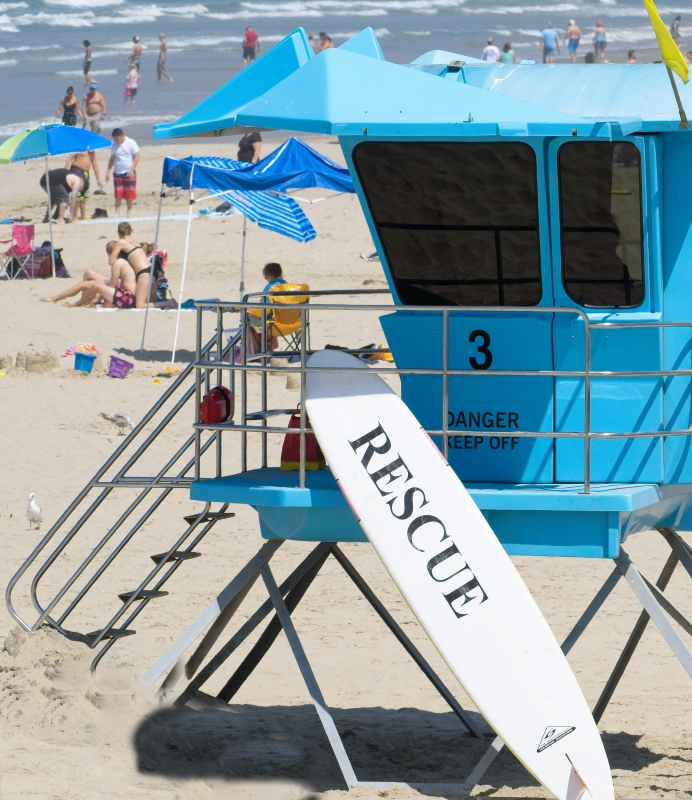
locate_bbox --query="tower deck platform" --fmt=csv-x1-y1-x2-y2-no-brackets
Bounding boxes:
191,468,692,558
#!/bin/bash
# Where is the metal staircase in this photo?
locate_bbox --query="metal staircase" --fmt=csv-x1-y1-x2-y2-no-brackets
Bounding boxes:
6,330,240,673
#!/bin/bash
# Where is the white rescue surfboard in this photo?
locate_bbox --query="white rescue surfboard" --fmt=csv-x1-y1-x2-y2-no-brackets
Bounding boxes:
305,349,613,800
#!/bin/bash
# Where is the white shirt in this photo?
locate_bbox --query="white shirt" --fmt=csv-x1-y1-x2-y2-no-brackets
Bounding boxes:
481,45,501,63
111,136,139,174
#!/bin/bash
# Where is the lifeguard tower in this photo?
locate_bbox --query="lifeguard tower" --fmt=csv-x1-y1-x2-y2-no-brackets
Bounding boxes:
8,28,692,793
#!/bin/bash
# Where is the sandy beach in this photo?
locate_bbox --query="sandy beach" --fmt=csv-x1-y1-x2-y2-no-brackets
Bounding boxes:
0,137,691,800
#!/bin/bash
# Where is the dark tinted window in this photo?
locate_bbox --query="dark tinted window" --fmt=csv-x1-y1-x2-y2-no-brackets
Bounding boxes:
559,141,644,308
353,141,541,306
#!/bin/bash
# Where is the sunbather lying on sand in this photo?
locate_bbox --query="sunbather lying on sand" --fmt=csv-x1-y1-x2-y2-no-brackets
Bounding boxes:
42,232,177,309
43,241,135,307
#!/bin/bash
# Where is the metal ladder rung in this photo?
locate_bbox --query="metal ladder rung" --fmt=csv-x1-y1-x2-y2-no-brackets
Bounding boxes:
183,512,235,524
118,589,169,602
86,627,136,643
150,551,201,565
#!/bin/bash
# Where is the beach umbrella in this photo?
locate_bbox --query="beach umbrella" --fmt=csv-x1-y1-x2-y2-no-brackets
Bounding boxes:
0,128,36,165
10,124,110,162
10,124,111,277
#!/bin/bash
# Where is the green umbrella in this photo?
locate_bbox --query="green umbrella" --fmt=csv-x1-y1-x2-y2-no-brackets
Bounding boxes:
0,128,36,165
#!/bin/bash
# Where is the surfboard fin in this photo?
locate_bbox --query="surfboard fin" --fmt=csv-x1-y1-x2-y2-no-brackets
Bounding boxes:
565,754,592,800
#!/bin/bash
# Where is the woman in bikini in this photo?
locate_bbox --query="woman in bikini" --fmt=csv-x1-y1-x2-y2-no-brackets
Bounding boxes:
109,223,177,308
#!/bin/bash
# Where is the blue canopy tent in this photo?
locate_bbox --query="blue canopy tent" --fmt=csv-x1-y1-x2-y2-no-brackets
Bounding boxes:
144,140,354,361
162,138,353,194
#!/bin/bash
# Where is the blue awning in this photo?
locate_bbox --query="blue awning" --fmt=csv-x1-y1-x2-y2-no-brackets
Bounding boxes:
152,29,313,140
155,27,687,141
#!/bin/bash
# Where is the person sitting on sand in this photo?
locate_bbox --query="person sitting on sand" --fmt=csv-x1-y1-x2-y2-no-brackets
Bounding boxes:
43,241,137,307
43,231,177,309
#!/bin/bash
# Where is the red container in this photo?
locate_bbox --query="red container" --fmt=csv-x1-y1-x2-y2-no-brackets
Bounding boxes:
200,386,234,424
280,409,326,471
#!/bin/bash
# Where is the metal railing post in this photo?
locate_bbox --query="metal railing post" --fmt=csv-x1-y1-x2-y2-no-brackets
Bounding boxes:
241,301,248,473
299,308,307,489
216,306,223,478
442,309,449,460
584,318,592,494
194,306,203,481
261,304,268,469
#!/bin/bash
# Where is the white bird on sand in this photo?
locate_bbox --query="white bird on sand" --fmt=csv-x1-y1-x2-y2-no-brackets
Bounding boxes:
100,412,135,436
27,493,42,530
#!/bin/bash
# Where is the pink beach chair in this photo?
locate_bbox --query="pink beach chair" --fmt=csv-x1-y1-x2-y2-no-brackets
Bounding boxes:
0,225,39,279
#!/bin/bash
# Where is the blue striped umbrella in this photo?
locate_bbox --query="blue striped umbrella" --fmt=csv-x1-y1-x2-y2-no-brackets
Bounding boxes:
215,189,315,243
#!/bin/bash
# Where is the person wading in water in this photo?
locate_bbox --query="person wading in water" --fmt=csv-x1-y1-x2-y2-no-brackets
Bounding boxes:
55,86,83,127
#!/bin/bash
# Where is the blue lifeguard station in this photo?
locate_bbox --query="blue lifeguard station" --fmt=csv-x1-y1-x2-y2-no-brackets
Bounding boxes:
8,28,692,793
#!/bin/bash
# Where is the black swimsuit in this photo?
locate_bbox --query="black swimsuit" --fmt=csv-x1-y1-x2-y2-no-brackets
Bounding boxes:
63,101,78,127
119,244,150,281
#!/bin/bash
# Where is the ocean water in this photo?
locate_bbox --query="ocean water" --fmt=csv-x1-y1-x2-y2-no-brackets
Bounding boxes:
0,0,689,142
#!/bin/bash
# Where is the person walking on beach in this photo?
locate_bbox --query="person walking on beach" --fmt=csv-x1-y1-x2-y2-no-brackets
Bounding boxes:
83,40,92,85
540,22,559,64
125,36,142,73
243,26,259,66
627,50,637,63
55,86,83,127
82,82,106,133
501,42,515,63
157,32,173,82
671,15,682,44
106,128,139,218
124,64,139,106
481,37,501,63
564,20,581,63
593,21,607,63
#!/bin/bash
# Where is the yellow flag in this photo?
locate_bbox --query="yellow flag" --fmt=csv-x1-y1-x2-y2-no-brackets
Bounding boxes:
642,0,689,83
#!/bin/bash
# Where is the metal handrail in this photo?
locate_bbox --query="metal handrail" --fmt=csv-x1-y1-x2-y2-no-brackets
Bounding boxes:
191,291,692,496
6,330,239,642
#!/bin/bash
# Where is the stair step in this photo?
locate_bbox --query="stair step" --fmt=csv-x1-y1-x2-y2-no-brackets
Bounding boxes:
183,511,235,525
150,550,202,565
86,627,136,642
118,589,169,602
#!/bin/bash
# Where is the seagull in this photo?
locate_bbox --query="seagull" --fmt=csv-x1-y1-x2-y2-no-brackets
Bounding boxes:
27,493,42,530
100,412,135,436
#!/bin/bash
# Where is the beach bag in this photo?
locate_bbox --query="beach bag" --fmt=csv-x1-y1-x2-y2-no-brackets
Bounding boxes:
199,386,234,425
280,408,326,471
152,252,169,301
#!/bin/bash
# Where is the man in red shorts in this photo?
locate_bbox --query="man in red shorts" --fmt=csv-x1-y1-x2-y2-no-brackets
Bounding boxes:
105,127,140,218
243,26,259,67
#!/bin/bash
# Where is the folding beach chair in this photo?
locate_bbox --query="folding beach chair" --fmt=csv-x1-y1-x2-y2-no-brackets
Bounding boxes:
0,224,37,280
268,282,310,352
